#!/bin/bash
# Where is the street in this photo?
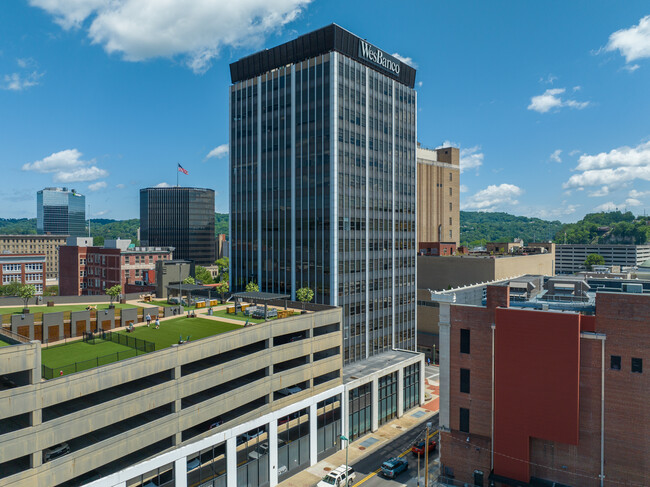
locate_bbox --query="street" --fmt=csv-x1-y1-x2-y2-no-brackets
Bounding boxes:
350,413,440,487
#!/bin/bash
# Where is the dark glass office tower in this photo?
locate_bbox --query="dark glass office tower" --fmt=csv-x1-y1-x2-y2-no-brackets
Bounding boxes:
230,24,417,364
37,187,85,237
140,187,215,265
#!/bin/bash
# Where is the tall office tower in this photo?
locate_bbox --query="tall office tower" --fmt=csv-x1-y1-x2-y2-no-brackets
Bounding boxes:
37,187,85,237
140,187,215,265
416,145,460,245
230,24,417,364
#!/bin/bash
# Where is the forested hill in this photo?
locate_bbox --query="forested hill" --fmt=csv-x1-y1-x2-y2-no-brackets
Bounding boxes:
460,211,562,247
554,211,650,244
0,213,230,242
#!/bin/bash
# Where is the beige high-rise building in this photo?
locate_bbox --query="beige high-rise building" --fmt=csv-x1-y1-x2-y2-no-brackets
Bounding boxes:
0,234,67,280
417,145,460,245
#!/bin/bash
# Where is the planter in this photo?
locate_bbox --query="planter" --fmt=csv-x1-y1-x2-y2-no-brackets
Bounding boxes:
22,308,30,314
108,304,116,309
47,301,55,307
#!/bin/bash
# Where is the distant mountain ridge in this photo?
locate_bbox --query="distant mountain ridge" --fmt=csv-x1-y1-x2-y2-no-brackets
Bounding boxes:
460,211,562,247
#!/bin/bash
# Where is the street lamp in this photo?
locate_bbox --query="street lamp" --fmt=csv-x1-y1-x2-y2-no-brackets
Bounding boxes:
340,435,349,486
425,422,432,487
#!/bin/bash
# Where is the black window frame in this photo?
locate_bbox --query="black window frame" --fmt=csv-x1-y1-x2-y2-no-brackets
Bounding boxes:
610,355,621,370
460,329,470,354
631,357,643,373
460,368,470,394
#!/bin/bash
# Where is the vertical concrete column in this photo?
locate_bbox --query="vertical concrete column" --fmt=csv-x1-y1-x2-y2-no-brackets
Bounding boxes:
309,402,318,466
397,366,404,418
42,322,48,343
269,419,279,486
174,457,187,487
371,378,379,432
31,409,42,427
419,356,426,406
439,316,451,431
31,341,42,384
31,451,42,468
226,436,237,487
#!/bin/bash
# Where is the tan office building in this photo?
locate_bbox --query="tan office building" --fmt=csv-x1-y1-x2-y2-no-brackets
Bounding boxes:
417,145,460,246
0,235,67,280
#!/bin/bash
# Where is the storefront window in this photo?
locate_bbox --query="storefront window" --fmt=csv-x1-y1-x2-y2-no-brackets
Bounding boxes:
403,363,420,411
317,395,342,460
378,372,397,425
277,408,310,480
236,426,269,487
348,383,372,441
186,442,226,487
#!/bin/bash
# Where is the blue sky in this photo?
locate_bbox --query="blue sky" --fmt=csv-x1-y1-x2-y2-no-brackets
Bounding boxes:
1,1,649,222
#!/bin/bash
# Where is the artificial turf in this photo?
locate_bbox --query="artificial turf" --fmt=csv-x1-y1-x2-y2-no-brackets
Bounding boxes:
0,302,139,316
117,316,242,349
41,339,138,374
204,307,300,323
0,339,10,347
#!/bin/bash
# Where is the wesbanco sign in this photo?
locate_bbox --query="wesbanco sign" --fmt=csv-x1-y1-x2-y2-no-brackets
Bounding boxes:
358,40,401,75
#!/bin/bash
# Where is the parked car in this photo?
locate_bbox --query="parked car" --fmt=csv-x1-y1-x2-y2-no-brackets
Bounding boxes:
278,412,300,425
381,457,408,478
411,437,437,456
277,386,302,397
43,442,70,462
248,439,285,460
317,465,356,486
208,416,224,429
238,428,265,445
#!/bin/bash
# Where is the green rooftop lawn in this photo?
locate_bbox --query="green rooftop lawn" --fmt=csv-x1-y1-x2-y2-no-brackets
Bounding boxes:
0,339,10,347
117,316,242,349
41,339,139,375
140,300,197,310
203,307,300,324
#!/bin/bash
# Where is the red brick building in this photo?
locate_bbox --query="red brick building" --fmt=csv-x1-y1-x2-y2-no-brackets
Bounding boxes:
436,284,649,487
0,253,47,295
419,241,457,256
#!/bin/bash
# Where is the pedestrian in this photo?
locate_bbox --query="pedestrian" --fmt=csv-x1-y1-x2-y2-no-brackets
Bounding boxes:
146,313,151,327
427,357,431,366
155,318,160,329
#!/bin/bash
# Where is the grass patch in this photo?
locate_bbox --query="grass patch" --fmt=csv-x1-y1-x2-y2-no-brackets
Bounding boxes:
0,339,10,347
204,307,300,324
41,339,138,375
117,317,241,349
140,300,197,310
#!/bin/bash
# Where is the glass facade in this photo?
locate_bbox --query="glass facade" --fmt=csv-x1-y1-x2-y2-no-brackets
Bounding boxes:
186,442,226,487
230,38,416,365
127,463,174,487
140,187,215,265
236,426,269,487
277,408,310,480
348,383,372,442
378,372,398,425
316,395,342,461
37,188,85,237
403,363,420,411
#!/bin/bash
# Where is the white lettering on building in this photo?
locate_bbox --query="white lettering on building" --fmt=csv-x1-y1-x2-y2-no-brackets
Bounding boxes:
359,41,401,75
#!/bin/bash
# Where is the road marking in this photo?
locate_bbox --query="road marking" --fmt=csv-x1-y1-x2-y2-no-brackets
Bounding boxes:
351,430,439,486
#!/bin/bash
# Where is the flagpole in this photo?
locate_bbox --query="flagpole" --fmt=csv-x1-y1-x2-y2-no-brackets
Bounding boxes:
177,164,179,187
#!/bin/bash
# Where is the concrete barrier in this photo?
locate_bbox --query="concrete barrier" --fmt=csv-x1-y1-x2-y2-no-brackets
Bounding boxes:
71,310,91,336
121,308,138,327
43,312,64,343
11,314,35,340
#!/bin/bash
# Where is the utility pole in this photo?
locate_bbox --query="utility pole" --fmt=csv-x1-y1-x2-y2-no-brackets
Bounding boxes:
425,421,432,486
417,447,421,486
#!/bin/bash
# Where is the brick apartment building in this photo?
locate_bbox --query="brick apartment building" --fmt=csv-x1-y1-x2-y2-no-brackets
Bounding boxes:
0,253,47,295
59,239,173,296
0,235,66,280
434,284,648,486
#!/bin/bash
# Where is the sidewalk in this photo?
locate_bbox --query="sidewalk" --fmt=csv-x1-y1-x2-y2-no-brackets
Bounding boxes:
278,377,440,487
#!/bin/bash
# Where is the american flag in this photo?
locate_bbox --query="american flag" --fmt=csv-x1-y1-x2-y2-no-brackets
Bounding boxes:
178,163,188,175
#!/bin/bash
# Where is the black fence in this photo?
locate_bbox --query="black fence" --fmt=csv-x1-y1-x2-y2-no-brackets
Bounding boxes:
42,332,155,379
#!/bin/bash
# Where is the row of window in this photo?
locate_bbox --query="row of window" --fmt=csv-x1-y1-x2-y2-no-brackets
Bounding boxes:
611,355,643,373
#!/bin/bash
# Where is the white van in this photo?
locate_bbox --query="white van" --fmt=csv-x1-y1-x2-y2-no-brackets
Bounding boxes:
317,465,356,486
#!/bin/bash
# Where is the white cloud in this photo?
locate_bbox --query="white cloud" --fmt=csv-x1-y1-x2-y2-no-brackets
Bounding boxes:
550,149,562,163
572,85,581,92
589,186,609,197
605,15,650,65
539,74,557,84
629,189,650,198
30,0,312,73
23,148,108,182
462,183,523,211
563,140,650,189
155,182,172,187
116,183,125,189
594,201,618,212
2,71,44,91
459,184,468,193
527,88,589,113
205,144,228,160
392,53,417,68
569,149,581,156
88,181,107,191
459,146,484,173
417,81,423,88
623,63,640,73
536,203,580,219
626,198,642,207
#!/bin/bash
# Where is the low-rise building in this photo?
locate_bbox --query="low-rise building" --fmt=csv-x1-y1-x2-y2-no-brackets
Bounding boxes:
556,243,650,274
0,235,67,280
433,282,650,486
0,253,47,295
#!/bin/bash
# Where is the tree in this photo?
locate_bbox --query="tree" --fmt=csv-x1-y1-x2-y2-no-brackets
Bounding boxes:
584,253,605,270
296,287,314,311
195,265,214,284
44,285,58,296
216,280,229,304
183,276,195,285
105,284,122,306
18,284,36,311
246,281,259,293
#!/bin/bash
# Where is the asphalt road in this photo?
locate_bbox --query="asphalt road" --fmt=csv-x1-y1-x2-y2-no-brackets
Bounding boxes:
350,413,440,487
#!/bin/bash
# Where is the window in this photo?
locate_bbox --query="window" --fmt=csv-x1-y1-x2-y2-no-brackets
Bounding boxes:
449,172,452,182
611,355,621,370
449,187,452,196
449,202,452,211
459,408,470,433
460,329,470,354
632,358,643,373
449,217,452,226
460,368,470,393
449,230,452,239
